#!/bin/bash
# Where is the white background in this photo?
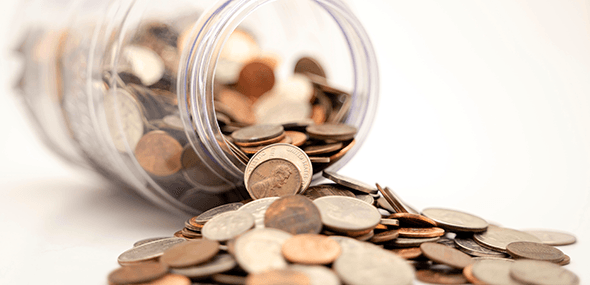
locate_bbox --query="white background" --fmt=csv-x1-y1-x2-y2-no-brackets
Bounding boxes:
1,0,589,284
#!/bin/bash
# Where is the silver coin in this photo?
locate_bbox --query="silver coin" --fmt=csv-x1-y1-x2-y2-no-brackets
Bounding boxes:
471,259,521,285
378,208,391,217
231,124,284,143
122,45,165,86
290,265,341,285
238,197,279,228
437,236,457,248
377,196,395,213
313,196,381,232
510,260,580,285
454,237,507,257
474,225,541,252
328,236,371,255
322,171,377,194
104,89,144,152
133,237,168,247
421,208,488,233
380,218,399,227
193,202,244,224
355,193,374,205
523,229,577,246
234,228,292,274
390,236,441,248
117,237,186,265
171,254,237,279
201,211,255,242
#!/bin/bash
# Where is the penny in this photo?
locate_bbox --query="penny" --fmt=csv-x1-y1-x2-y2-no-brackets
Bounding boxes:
231,124,284,143
217,88,256,125
462,264,484,285
180,227,202,239
380,218,400,227
160,239,220,268
184,219,203,232
294,56,326,78
510,260,580,285
309,157,330,164
108,262,168,285
388,213,437,228
284,130,307,147
376,184,408,213
238,197,280,228
558,254,571,266
420,242,474,269
234,132,286,147
171,254,237,279
454,237,507,257
245,269,310,285
236,61,275,101
398,227,445,238
239,135,291,154
390,247,422,259
201,211,255,242
415,269,469,285
390,236,441,248
134,237,168,247
135,130,183,176
190,202,244,225
290,265,340,285
321,171,377,194
281,234,341,265
138,274,192,285
313,196,381,232
234,228,292,274
118,237,186,265
306,123,357,141
524,229,577,246
421,208,488,233
505,241,565,262
303,142,343,156
264,195,323,235
247,159,302,199
328,139,355,163
369,229,399,243
471,259,522,285
474,225,541,252
173,231,183,238
211,274,247,285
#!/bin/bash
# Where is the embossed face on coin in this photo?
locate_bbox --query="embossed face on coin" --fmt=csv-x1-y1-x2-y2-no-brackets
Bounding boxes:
247,159,302,199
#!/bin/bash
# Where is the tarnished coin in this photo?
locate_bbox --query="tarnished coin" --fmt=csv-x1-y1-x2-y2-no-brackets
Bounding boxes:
303,142,343,156
290,265,341,285
238,197,279,228
416,269,469,285
421,208,488,233
313,196,381,232
369,229,399,243
284,130,307,147
171,254,237,279
108,262,168,285
118,237,186,265
135,130,183,177
388,213,437,227
306,123,357,141
245,268,310,285
160,239,220,268
281,234,341,265
505,241,565,262
133,237,168,247
454,237,507,257
302,183,355,200
264,195,323,235
321,171,377,194
398,227,445,238
294,56,326,78
390,247,422,260
474,225,541,252
420,242,474,269
247,159,302,199
471,259,522,285
390,236,441,248
236,61,275,101
510,260,580,285
231,124,284,143
524,229,577,246
190,202,244,225
234,228,293,274
201,211,255,242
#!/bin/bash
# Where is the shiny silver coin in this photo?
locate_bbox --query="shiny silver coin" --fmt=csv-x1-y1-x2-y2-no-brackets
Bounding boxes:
231,124,284,143
378,208,392,217
510,260,580,285
471,259,521,285
377,196,395,213
193,202,244,224
390,236,441,248
201,211,255,242
421,208,488,233
133,237,168,247
322,171,377,194
171,254,237,279
122,45,165,86
117,237,186,265
234,228,292,274
238,197,279,228
454,237,507,257
290,265,341,285
474,225,541,252
523,229,577,246
313,196,381,232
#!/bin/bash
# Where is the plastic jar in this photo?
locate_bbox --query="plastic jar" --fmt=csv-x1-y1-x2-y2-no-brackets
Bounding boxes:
12,0,379,214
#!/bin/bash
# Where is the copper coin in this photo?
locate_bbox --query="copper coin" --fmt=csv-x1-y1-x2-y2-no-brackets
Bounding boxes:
234,132,286,147
160,239,220,268
391,247,422,259
352,230,375,241
523,229,577,246
376,184,408,213
302,183,355,200
328,139,355,162
388,213,437,228
217,88,256,125
311,105,327,125
416,269,469,285
239,135,291,154
247,159,302,199
398,227,445,238
173,230,183,238
558,254,571,266
369,229,399,243
281,234,341,265
231,124,284,143
380,218,400,227
303,142,343,156
321,170,377,194
246,269,310,285
422,208,488,233
309,156,330,164
462,264,484,285
294,56,326,78
180,227,202,239
236,61,275,101
505,241,565,262
137,274,191,285
420,242,475,269
185,219,204,231
284,130,307,147
135,130,183,176
264,195,323,235
108,262,168,285
306,123,357,141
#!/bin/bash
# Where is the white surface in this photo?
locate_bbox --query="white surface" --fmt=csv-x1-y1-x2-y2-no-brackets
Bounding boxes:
1,0,589,284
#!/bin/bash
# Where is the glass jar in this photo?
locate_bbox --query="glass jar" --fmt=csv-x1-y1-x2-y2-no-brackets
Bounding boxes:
12,0,379,215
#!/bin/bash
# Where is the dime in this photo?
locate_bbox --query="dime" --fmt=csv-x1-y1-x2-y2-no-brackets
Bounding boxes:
118,237,186,265
294,56,326,78
398,227,445,238
190,202,244,225
133,237,168,247
160,239,220,268
234,228,292,274
421,208,488,233
415,269,469,285
236,61,275,101
231,124,284,143
284,130,307,147
388,213,437,228
454,237,507,258
290,265,341,285
135,130,183,177
264,195,323,235
303,184,355,200
471,259,521,285
510,260,580,285
303,142,343,156
369,229,399,243
108,262,168,285
321,171,377,194
238,197,280,228
524,229,577,246
376,184,408,213
390,247,422,259
420,242,474,269
474,225,541,252
390,236,441,248
505,241,565,262
171,254,237,279
247,159,302,199
245,269,310,285
306,123,357,141
201,211,255,242
313,196,381,232
281,234,341,265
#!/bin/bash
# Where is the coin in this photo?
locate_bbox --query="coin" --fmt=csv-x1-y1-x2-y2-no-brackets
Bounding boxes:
171,254,237,279
510,260,580,285
281,234,341,265
211,274,247,285
505,241,565,262
284,130,307,147
380,218,400,227
470,259,522,285
160,239,220,268
369,229,399,243
217,88,256,125
309,157,330,164
180,227,202,239
328,139,355,163
231,124,284,143
474,225,542,252
415,269,469,285
388,213,437,228
290,265,340,285
234,228,292,274
321,171,377,194
238,197,280,228
313,196,381,232
302,184,356,200
134,237,169,247
398,227,444,238
454,237,507,257
523,229,577,246
140,274,192,285
421,208,488,233
108,262,168,285
245,268,310,285
122,45,165,86
558,254,571,266
104,89,144,152
234,132,286,147
201,211,255,242
190,202,244,225
306,123,357,141
420,242,474,269
246,159,302,199
294,57,326,78
390,236,441,248
135,130,183,176
303,142,343,156
264,195,323,235
376,184,408,213
462,264,484,285
236,61,275,101
118,237,186,265
390,247,422,259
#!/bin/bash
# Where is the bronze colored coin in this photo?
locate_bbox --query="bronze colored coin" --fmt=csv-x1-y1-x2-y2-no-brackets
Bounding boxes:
524,229,577,246
236,61,275,101
328,139,355,162
281,234,341,265
180,227,202,239
416,269,469,285
391,247,422,259
311,105,327,125
137,274,191,285
284,131,307,147
185,219,204,231
212,274,247,285
234,132,286,148
321,170,377,194
380,218,400,227
420,242,475,269
302,183,355,200
303,142,343,156
173,230,183,238
135,130,183,176
264,195,323,235
309,157,330,164
376,184,408,213
246,269,310,285
352,230,375,241
398,227,445,238
247,159,302,199
391,236,441,248
388,213,437,227
505,241,565,263
463,264,484,285
558,254,571,266
294,56,326,78
160,239,220,268
231,124,284,143
108,262,168,285
306,123,357,141
239,135,291,154
217,88,256,125
369,229,399,243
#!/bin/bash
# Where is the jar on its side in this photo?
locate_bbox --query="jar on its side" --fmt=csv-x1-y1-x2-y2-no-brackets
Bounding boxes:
12,0,379,214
